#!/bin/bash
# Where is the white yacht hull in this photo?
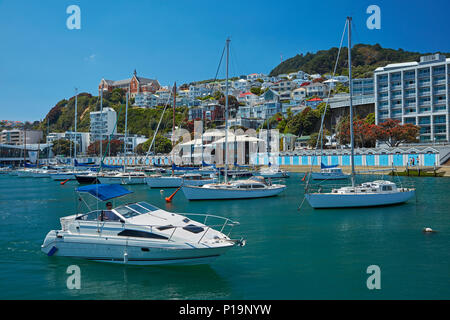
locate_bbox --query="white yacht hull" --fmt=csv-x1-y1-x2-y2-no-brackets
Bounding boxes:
305,190,415,208
41,231,233,265
145,176,183,188
98,176,146,185
311,172,349,180
182,185,286,200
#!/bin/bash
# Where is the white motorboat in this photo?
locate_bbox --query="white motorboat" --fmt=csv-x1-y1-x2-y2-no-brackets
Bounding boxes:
255,166,289,179
311,167,349,180
305,180,415,208
41,184,244,265
304,17,415,209
98,171,148,185
182,176,286,201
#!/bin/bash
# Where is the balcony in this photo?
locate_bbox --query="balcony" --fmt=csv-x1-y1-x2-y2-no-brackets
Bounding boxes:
419,91,430,97
433,79,446,85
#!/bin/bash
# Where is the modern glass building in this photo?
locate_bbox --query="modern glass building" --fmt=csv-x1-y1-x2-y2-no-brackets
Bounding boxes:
374,54,449,143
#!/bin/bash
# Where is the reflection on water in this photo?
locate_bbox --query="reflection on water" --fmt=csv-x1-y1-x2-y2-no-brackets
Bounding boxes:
42,258,232,299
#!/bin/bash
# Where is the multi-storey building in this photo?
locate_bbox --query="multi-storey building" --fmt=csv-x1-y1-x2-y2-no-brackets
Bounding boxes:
46,131,91,154
352,78,374,97
90,107,117,141
0,129,42,145
374,54,449,143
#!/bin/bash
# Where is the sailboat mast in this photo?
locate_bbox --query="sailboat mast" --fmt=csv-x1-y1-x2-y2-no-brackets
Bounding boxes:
224,38,230,184
172,82,176,176
347,16,355,187
74,88,78,162
124,90,129,171
99,84,103,169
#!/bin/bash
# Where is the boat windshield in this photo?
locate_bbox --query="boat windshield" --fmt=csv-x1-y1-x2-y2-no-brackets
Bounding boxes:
115,202,161,219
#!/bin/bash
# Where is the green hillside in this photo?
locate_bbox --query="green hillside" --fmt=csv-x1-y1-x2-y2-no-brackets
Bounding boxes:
269,43,450,78
37,89,188,139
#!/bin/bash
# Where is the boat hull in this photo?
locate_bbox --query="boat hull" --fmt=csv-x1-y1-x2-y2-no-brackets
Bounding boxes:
305,190,415,208
182,185,286,200
41,231,233,266
311,172,349,180
75,175,99,184
98,176,146,185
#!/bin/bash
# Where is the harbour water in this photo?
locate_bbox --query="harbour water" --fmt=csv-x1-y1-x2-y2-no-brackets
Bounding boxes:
0,173,449,299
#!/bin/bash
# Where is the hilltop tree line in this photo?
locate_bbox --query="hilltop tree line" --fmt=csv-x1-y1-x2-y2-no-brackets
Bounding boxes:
269,43,450,78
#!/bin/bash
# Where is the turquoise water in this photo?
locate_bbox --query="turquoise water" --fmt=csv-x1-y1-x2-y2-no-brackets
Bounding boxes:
0,173,449,299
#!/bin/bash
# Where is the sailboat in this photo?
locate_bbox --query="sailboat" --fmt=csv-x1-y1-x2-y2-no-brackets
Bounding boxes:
304,17,415,209
181,38,287,201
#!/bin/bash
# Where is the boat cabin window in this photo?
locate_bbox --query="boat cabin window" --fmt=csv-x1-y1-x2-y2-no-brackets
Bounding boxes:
76,210,122,222
137,202,160,212
127,204,149,214
382,185,393,191
116,206,141,219
251,184,265,189
118,229,168,240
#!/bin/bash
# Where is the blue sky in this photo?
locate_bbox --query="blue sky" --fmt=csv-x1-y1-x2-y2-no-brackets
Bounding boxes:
0,0,449,121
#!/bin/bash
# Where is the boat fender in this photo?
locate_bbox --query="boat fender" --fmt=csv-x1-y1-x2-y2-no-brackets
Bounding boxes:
160,190,164,195
47,246,58,256
123,252,128,264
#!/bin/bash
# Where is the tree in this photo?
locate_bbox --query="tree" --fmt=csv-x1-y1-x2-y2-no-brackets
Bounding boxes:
376,119,420,147
87,139,123,156
219,95,240,117
52,139,72,157
250,87,263,95
135,135,172,155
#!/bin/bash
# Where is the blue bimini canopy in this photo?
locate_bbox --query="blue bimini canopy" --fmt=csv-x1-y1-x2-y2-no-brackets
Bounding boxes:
172,163,199,171
321,162,339,169
76,184,133,201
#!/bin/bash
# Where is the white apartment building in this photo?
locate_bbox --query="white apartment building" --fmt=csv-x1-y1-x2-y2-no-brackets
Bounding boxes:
90,107,117,141
47,132,91,154
374,53,450,143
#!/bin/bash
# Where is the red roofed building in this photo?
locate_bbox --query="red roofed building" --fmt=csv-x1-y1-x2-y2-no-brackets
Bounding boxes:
99,70,161,98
